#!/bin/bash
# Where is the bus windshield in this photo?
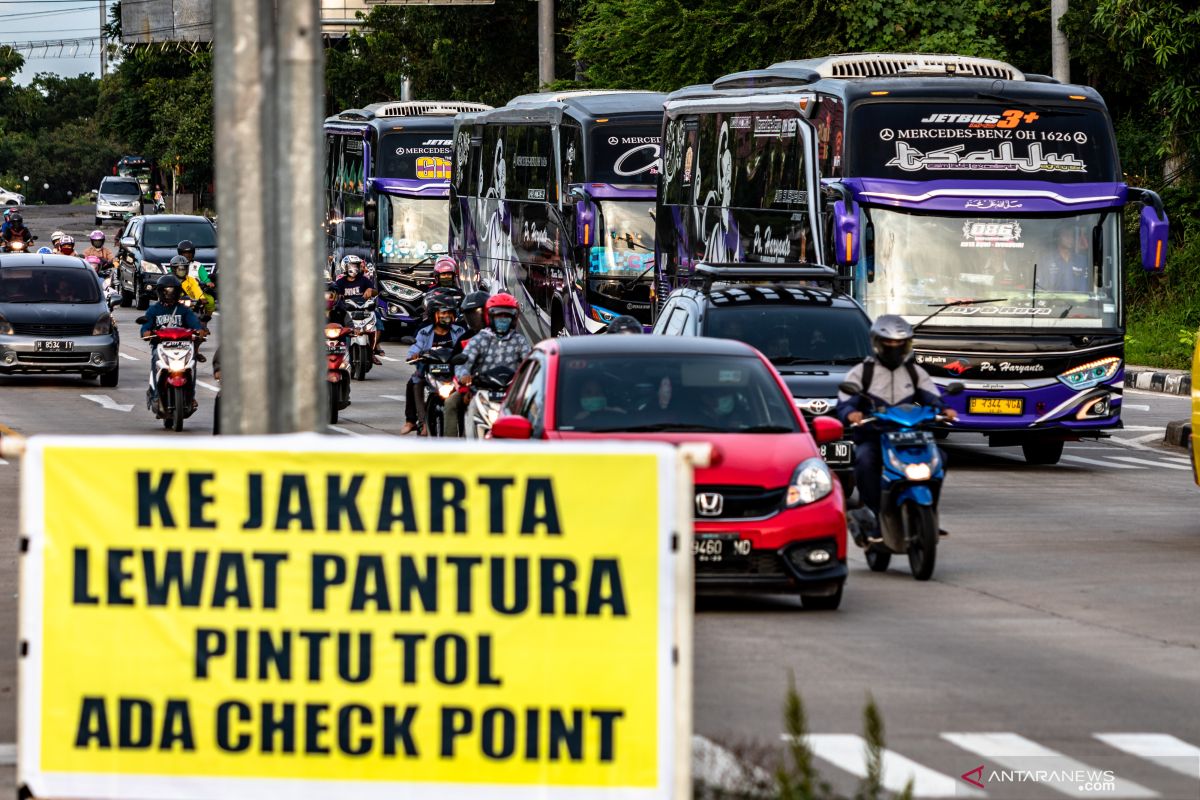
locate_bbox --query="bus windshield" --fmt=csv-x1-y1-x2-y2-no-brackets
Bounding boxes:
866,209,1120,329
590,200,655,277
850,101,1117,183
378,195,448,264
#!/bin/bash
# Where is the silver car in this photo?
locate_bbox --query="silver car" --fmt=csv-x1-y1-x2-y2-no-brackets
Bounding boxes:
94,176,143,225
0,254,120,385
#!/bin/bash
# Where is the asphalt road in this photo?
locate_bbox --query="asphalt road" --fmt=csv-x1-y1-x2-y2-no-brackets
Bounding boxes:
1,204,1197,799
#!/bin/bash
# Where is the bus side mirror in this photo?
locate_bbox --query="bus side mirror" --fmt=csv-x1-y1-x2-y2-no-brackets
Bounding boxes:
363,197,378,234
575,199,596,247
832,200,859,267
1139,204,1168,272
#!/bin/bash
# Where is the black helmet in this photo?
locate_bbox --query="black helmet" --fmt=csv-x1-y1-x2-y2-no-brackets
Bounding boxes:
169,255,190,278
157,274,183,304
177,240,195,257
460,290,489,314
9,212,22,227
869,314,914,370
606,315,643,334
429,293,461,315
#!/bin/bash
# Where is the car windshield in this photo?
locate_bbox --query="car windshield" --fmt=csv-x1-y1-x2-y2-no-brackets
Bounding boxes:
704,304,872,364
556,353,799,433
143,221,217,249
589,200,655,278
378,195,448,264
103,180,141,197
0,268,100,304
865,209,1120,329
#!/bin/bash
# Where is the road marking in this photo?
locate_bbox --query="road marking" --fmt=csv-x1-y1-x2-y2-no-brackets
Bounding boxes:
118,352,139,361
1121,404,1151,411
196,381,220,393
0,742,12,765
1060,454,1142,469
80,394,133,413
380,355,399,362
1162,456,1194,465
0,460,8,467
795,734,979,798
694,735,769,794
1107,456,1192,471
942,732,1158,798
1119,425,1163,432
1095,734,1200,780
380,395,407,402
328,425,364,437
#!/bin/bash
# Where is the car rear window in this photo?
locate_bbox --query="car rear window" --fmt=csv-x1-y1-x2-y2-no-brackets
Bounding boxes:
556,353,799,433
704,304,871,364
102,179,141,196
143,221,217,249
0,268,100,304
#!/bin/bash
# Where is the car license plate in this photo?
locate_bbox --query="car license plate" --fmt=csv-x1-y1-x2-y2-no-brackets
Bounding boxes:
820,440,854,467
969,396,1025,415
35,340,74,352
692,533,751,564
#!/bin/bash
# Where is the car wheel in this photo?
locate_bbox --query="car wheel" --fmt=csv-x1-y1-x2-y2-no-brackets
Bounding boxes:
95,217,103,225
7,200,19,207
99,364,119,387
135,279,150,310
800,584,843,611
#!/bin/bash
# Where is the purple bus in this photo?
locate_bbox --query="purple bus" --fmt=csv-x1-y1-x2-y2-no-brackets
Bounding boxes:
678,53,1170,465
450,91,666,339
323,100,491,333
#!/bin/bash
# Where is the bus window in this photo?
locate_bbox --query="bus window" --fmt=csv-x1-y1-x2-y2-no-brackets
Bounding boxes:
507,125,553,203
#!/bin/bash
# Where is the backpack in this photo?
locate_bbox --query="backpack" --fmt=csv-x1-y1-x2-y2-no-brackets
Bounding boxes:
859,357,922,404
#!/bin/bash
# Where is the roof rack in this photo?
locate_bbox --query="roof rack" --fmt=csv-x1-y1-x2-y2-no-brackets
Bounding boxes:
692,262,848,292
771,53,1024,81
364,101,493,118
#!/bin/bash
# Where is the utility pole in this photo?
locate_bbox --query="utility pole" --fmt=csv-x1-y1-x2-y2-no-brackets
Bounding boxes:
214,0,326,434
1051,0,1070,83
538,0,554,88
99,0,106,78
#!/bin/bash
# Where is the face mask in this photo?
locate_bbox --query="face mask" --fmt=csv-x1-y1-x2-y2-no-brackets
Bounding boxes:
716,395,735,415
580,395,606,413
493,316,513,334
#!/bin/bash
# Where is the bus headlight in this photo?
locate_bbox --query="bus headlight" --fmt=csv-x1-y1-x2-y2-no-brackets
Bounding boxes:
1057,357,1121,391
786,458,833,506
381,279,422,301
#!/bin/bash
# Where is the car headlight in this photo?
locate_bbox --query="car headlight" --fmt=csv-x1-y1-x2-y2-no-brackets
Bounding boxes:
0,313,12,335
92,314,113,335
786,457,834,506
141,260,164,274
380,279,422,301
1057,357,1121,391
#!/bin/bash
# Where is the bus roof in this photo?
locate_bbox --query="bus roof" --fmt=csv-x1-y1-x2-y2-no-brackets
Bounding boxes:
774,53,1024,81
324,100,493,132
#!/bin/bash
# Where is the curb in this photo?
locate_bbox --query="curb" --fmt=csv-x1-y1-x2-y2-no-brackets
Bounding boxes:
1164,420,1193,449
1125,367,1191,396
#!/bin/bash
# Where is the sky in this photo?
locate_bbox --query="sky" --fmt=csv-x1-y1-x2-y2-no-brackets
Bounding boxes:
1,1,114,84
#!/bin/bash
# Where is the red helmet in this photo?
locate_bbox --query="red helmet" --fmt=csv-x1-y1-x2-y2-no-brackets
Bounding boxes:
484,292,520,326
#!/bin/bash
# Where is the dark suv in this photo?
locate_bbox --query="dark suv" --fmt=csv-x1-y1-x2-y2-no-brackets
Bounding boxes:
652,267,872,493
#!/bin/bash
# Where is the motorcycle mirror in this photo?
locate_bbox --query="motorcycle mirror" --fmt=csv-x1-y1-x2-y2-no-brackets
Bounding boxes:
945,382,965,396
400,336,415,345
135,316,147,325
450,353,469,366
838,381,862,396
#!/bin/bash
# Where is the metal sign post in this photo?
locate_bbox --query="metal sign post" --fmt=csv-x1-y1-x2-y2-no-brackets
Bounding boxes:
213,0,326,434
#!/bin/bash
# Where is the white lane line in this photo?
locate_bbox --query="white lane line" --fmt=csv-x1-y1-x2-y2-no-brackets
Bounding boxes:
118,352,139,361
795,734,979,798
196,381,220,393
80,394,133,413
1162,456,1194,465
1060,454,1143,469
1095,733,1200,780
380,395,407,402
942,732,1158,798
0,460,9,467
693,735,770,794
1121,404,1151,411
380,356,399,362
1107,456,1192,471
328,425,364,437
0,742,13,765
1119,425,1164,432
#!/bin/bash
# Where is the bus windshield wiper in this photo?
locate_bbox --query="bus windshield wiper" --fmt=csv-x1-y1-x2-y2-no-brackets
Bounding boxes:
914,297,1011,330
973,92,1083,117
772,356,861,366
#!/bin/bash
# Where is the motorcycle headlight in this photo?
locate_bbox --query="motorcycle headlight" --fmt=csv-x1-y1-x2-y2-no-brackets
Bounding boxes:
438,382,454,399
903,463,932,481
0,313,12,335
1057,357,1121,391
141,260,164,274
786,457,834,507
380,279,422,301
92,314,113,335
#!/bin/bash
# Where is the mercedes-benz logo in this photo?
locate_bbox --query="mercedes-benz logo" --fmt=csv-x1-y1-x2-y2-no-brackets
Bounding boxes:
608,136,619,145
879,128,894,141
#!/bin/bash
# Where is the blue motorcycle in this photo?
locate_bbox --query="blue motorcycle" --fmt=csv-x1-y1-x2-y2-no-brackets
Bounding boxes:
841,381,962,581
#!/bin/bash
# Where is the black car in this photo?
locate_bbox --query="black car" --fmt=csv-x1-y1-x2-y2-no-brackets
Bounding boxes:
116,214,218,310
652,266,872,491
0,254,120,385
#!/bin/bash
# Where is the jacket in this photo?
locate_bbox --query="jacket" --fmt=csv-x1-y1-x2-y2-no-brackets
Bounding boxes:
835,355,944,432
140,302,204,336
455,328,532,381
408,324,465,379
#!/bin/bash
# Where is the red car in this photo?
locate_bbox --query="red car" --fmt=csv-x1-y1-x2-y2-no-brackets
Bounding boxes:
490,336,849,609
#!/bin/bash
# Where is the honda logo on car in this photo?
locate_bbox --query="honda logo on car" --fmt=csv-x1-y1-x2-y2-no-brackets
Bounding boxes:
696,492,724,517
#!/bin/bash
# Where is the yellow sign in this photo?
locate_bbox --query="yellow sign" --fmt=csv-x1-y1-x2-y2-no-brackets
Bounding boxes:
19,436,681,800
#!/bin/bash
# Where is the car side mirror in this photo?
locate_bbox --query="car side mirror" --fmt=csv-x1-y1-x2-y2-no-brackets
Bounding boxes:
838,381,862,396
1139,203,1168,272
491,415,533,440
944,382,965,396
119,236,136,250
810,415,844,445
108,295,120,309
832,199,859,267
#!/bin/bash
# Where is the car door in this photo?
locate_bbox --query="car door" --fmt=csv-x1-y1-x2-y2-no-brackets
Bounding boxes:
118,219,140,288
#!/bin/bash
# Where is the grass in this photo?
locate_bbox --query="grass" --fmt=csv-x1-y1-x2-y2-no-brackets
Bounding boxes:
1126,303,1199,370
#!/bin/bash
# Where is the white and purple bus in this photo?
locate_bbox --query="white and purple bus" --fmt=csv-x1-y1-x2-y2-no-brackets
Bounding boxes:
666,53,1170,465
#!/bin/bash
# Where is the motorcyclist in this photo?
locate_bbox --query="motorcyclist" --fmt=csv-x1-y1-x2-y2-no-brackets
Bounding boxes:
57,234,77,257
606,314,643,334
443,290,490,437
453,293,531,433
407,296,466,435
0,210,10,238
140,274,207,409
423,256,464,320
83,231,114,267
836,315,957,542
49,230,65,253
170,254,215,318
333,254,383,364
2,213,33,249
177,240,216,296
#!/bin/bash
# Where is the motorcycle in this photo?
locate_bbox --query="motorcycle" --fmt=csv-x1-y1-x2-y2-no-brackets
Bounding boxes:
181,295,213,325
840,381,962,581
147,327,202,432
464,365,516,439
408,346,458,437
325,322,353,423
342,295,376,380
2,236,33,253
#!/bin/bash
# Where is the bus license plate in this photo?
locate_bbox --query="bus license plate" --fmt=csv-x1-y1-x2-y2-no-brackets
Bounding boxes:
969,397,1024,415
820,440,854,467
692,533,750,564
35,340,73,351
